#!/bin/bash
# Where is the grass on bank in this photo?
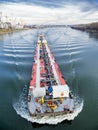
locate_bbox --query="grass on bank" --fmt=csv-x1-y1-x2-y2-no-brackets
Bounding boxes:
0,28,30,35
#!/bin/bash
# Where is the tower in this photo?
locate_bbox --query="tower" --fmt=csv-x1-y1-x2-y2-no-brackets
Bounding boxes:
0,12,2,22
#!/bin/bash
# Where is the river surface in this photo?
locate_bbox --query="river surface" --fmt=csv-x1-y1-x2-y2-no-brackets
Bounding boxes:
0,28,98,130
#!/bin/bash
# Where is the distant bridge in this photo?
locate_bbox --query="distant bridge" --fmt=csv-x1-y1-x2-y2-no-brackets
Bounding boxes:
24,25,67,29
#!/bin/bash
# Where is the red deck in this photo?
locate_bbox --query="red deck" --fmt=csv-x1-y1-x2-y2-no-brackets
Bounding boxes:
29,37,66,91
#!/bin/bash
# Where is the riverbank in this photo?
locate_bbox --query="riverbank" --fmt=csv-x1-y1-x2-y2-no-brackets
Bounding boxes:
70,22,98,33
0,28,30,35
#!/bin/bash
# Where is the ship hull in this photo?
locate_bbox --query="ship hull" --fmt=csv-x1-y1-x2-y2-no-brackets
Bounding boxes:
28,34,74,117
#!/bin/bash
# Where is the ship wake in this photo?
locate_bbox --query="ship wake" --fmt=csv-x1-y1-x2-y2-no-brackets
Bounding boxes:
13,85,83,125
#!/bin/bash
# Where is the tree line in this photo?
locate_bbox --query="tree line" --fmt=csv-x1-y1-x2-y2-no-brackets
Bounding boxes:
70,22,98,32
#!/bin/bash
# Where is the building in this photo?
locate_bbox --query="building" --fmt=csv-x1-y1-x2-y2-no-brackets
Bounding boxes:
0,21,12,29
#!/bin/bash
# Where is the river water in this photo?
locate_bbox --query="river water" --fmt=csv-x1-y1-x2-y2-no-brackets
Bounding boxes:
0,27,98,130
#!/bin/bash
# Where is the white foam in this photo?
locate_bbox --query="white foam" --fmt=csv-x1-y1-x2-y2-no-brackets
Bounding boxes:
13,86,83,125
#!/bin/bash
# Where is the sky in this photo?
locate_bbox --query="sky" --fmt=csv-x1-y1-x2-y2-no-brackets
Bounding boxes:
0,0,98,25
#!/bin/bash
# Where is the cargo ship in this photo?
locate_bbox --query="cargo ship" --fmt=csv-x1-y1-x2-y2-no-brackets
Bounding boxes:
28,34,74,117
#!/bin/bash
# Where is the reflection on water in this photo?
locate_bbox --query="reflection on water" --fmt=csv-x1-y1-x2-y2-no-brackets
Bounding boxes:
0,34,4,42
89,32,98,39
0,33,14,43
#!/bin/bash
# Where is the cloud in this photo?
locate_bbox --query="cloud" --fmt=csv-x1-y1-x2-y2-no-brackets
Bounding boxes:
0,1,98,25
1,0,98,9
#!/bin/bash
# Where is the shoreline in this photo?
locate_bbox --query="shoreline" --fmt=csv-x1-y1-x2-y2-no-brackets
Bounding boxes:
70,22,98,33
0,28,30,35
70,26,98,33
